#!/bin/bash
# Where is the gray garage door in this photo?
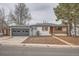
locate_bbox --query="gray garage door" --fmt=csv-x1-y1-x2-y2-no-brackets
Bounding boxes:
12,28,29,36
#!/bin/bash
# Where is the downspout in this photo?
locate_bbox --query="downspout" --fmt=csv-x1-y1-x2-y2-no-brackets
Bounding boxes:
10,27,12,38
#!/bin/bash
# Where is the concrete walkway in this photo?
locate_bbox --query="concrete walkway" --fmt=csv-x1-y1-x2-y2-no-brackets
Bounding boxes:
53,36,74,47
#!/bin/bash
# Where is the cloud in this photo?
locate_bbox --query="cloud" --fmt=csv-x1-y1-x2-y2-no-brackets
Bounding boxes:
28,3,51,11
0,3,59,24
27,3,58,24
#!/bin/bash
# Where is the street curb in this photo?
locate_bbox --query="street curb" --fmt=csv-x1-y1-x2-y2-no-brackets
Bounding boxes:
22,44,79,48
22,44,72,48
1,43,79,48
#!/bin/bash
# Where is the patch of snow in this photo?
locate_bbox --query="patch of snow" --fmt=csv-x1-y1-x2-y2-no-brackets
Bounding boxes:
9,23,16,26
71,25,79,36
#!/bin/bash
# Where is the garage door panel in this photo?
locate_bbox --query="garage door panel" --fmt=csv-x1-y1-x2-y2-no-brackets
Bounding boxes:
12,29,29,36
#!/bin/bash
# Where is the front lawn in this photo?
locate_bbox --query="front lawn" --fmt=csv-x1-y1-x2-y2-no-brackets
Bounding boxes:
57,36,79,45
22,36,66,45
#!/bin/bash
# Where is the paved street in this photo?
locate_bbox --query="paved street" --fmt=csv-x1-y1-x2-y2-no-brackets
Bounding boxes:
0,45,79,56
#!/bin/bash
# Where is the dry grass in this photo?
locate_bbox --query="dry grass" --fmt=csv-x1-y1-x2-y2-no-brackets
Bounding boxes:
22,36,66,45
57,36,79,45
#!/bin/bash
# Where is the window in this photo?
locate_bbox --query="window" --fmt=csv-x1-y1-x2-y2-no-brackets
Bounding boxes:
56,26,62,30
17,31,20,32
25,31,28,32
13,31,16,32
23,31,24,32
45,27,48,31
42,26,48,31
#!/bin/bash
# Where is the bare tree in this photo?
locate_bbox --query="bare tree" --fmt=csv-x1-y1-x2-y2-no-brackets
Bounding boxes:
0,8,5,33
14,3,31,25
7,11,16,25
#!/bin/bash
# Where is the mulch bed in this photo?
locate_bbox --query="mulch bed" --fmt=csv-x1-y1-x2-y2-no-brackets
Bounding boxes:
22,36,66,45
57,36,79,45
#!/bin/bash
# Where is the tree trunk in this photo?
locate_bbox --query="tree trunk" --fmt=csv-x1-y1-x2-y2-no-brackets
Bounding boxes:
74,20,76,37
70,24,72,36
68,20,72,36
67,21,70,36
66,24,69,36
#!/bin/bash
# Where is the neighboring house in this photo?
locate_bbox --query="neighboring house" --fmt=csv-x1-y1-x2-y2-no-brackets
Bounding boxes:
0,20,10,36
71,24,79,36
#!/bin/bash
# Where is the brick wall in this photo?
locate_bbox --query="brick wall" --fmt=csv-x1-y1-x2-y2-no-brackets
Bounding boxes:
50,26,67,34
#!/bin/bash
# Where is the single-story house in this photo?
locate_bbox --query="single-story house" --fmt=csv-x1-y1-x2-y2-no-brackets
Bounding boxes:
9,23,67,36
1,19,79,36
30,23,67,36
30,23,52,36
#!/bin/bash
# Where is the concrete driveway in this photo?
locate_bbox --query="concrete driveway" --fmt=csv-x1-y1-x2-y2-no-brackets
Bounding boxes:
0,36,10,40
0,36,28,45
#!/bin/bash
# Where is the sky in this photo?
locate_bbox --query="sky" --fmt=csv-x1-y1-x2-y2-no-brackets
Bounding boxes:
0,3,61,25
